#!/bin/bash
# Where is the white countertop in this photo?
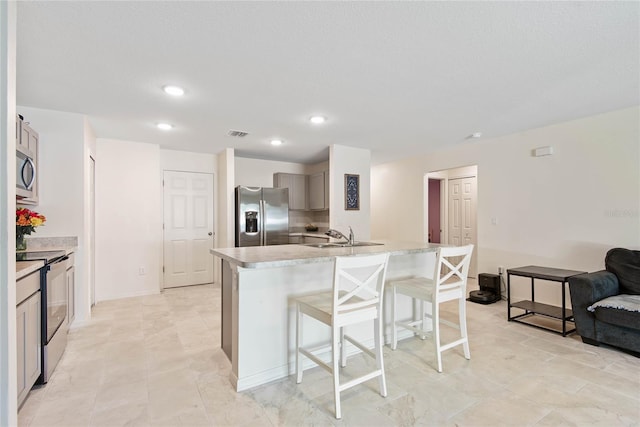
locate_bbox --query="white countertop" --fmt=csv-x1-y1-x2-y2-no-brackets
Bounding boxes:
16,260,45,280
210,240,443,269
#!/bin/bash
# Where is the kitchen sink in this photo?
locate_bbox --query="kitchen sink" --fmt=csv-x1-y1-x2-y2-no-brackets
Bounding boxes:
304,242,384,248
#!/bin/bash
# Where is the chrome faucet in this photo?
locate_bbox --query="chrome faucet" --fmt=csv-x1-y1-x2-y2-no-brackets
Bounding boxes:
325,226,355,245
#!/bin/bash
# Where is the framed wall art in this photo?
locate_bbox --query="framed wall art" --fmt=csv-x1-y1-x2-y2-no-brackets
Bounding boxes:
344,174,360,210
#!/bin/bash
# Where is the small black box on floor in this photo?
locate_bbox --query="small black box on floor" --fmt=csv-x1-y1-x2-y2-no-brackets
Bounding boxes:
469,273,501,304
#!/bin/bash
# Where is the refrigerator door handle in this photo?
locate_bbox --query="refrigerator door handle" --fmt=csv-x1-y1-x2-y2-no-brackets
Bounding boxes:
260,199,266,246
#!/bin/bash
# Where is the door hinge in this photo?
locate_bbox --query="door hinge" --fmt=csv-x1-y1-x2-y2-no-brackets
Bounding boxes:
162,266,165,273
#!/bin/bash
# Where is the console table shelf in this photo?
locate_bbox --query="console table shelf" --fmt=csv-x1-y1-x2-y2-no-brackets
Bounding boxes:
510,300,573,320
507,265,585,336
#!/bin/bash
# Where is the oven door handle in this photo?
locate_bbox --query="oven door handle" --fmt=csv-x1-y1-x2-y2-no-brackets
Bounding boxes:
46,256,69,271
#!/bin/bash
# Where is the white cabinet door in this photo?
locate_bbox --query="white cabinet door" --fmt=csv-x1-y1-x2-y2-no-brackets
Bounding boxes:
16,303,25,403
16,291,41,407
309,172,326,210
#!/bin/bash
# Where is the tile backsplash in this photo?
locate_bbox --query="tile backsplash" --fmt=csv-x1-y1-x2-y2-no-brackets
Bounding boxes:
24,236,78,250
289,210,329,233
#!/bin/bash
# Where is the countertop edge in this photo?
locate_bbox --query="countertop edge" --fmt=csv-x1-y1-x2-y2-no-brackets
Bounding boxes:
16,260,45,280
16,246,76,256
210,242,442,269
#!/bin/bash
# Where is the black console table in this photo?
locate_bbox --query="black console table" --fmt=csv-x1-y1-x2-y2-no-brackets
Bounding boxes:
507,265,586,336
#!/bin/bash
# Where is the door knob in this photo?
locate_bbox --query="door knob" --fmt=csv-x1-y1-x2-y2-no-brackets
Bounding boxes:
208,232,213,236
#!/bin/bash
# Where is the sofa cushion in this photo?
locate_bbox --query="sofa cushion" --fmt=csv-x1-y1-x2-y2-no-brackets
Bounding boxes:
605,248,640,295
593,307,640,332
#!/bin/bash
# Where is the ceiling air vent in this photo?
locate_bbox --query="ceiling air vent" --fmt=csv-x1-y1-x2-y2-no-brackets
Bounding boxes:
227,129,249,138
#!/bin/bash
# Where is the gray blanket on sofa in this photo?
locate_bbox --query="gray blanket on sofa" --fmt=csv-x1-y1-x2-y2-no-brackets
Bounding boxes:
588,294,640,313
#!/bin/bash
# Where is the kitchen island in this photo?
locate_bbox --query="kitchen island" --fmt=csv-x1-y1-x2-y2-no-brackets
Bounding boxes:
210,241,443,391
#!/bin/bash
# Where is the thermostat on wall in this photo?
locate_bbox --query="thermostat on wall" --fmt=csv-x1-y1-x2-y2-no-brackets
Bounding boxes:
533,146,554,157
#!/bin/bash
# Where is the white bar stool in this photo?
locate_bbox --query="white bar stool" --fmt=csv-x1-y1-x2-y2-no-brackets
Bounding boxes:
390,245,474,372
294,252,390,419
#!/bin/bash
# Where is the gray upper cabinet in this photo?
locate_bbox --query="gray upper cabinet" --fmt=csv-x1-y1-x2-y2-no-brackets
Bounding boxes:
309,171,327,210
275,171,329,211
16,115,25,151
16,116,39,205
274,173,307,210
22,123,39,155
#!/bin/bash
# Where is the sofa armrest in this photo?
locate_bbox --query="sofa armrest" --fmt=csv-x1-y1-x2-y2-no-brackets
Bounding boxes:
568,271,620,340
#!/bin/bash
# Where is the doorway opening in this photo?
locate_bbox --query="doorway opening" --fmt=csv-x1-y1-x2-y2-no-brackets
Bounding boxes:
424,165,478,278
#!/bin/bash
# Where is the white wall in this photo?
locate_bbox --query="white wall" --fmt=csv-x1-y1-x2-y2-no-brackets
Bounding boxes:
215,148,235,284
0,2,18,424
161,149,217,175
84,117,98,318
82,117,96,321
330,144,371,240
217,148,235,249
17,106,94,325
95,139,162,301
234,157,304,188
371,106,640,304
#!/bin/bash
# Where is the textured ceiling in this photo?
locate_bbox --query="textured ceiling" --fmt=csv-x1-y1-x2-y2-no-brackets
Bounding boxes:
16,1,640,165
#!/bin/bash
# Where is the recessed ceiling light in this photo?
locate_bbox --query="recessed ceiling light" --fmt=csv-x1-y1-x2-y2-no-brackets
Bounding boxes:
471,132,482,138
270,139,283,146
309,116,327,124
163,85,185,96
157,123,173,131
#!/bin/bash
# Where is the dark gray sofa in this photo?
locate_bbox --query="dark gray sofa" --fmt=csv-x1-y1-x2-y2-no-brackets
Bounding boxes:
568,248,640,355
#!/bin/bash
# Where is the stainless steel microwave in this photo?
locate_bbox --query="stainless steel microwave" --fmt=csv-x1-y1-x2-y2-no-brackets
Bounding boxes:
16,145,37,201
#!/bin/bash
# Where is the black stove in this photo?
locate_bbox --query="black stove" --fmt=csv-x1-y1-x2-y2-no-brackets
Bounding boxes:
17,250,67,264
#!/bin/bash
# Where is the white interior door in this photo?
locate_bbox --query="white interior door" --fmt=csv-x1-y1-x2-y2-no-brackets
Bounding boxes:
448,179,463,246
163,171,214,288
448,177,477,277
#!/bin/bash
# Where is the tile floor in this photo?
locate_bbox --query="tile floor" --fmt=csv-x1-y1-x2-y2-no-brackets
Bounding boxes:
18,281,640,426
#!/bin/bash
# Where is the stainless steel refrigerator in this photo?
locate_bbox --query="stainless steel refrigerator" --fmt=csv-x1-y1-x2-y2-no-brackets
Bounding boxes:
235,186,289,247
